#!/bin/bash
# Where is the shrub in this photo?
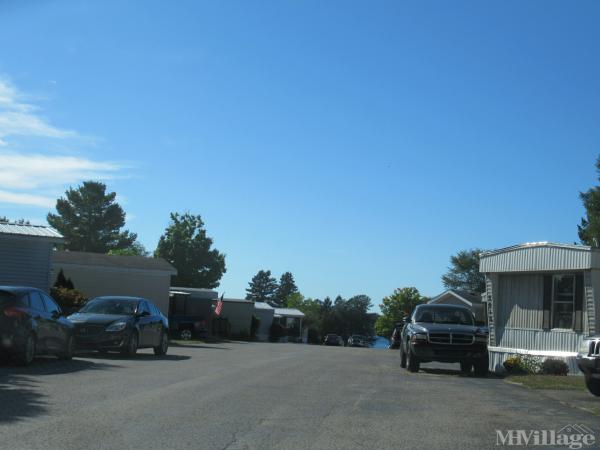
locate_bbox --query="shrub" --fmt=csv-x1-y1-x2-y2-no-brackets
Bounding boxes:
503,354,542,375
540,358,569,376
50,287,87,315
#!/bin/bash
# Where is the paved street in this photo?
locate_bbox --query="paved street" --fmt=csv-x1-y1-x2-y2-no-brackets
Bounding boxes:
0,342,597,450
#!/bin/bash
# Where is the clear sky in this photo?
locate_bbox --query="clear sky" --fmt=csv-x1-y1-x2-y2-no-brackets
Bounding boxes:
0,1,599,308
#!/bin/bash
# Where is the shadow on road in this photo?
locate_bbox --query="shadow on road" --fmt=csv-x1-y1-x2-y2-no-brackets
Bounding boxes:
75,351,192,361
420,367,493,379
0,357,119,423
170,343,231,350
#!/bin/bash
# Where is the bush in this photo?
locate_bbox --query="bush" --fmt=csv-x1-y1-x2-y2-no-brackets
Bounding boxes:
503,354,542,375
50,287,87,315
540,358,569,376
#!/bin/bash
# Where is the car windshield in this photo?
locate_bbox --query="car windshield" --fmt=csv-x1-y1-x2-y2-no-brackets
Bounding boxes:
414,308,474,326
79,298,138,315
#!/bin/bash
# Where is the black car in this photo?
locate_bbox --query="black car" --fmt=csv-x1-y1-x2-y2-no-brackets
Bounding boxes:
576,335,600,396
0,286,75,365
324,334,342,346
68,296,169,356
400,304,489,376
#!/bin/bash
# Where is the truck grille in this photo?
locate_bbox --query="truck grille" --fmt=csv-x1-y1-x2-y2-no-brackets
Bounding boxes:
590,340,600,356
428,333,474,345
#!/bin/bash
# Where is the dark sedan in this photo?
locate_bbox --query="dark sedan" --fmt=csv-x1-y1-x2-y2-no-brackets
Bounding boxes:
400,304,489,376
0,286,75,365
68,296,169,356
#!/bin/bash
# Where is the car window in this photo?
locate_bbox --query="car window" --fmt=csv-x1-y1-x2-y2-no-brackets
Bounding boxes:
138,301,151,315
80,298,138,315
42,294,61,315
28,292,46,312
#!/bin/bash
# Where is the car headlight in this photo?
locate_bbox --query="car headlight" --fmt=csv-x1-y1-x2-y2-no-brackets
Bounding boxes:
410,333,427,343
106,321,127,332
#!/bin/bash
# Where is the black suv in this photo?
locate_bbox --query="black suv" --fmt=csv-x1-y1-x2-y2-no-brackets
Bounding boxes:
0,286,75,365
400,304,489,376
576,335,600,396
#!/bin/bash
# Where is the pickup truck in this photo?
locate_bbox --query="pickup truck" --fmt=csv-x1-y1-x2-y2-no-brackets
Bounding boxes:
576,335,600,396
400,304,489,376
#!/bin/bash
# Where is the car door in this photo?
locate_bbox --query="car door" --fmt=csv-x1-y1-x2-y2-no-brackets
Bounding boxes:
136,300,154,347
27,291,51,352
41,293,68,352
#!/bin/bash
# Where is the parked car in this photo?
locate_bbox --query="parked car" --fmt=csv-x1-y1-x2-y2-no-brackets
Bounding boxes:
68,296,169,356
400,304,489,376
324,333,342,346
0,286,75,365
348,335,367,347
576,335,600,396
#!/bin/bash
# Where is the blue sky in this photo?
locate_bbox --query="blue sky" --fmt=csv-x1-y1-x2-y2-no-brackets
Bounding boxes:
0,1,599,308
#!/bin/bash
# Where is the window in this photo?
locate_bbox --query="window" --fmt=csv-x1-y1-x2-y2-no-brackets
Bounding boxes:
28,292,46,312
552,275,575,329
42,294,61,315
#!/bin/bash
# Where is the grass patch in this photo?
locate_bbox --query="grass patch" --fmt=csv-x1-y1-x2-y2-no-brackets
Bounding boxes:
506,375,586,391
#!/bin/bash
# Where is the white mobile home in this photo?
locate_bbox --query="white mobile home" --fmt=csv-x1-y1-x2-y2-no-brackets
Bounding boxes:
480,242,599,374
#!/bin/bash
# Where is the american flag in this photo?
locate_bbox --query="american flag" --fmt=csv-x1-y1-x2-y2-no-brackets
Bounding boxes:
215,294,224,316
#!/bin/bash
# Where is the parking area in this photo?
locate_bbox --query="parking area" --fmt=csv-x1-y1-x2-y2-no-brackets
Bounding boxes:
0,343,597,449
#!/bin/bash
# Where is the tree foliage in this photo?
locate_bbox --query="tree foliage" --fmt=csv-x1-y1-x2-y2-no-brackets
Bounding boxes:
275,272,298,306
579,155,600,246
441,249,485,293
108,241,149,257
375,287,425,338
245,270,278,302
155,212,226,288
47,181,136,253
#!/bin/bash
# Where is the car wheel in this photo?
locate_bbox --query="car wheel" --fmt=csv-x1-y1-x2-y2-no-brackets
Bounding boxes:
406,348,420,373
122,332,138,357
58,335,75,360
474,355,489,377
400,344,407,368
179,329,192,341
154,332,169,356
460,361,472,374
16,334,36,366
585,376,600,396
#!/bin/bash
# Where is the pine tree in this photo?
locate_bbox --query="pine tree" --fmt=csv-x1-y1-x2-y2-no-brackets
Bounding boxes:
579,155,600,246
245,270,278,303
274,272,298,306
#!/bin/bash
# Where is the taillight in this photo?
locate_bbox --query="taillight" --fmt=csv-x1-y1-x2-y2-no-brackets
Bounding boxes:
4,307,27,319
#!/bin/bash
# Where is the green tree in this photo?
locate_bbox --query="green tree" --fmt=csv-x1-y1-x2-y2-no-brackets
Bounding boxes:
579,156,600,246
47,181,136,253
274,272,298,306
441,249,485,293
245,270,278,302
108,241,149,257
155,212,226,288
375,287,425,338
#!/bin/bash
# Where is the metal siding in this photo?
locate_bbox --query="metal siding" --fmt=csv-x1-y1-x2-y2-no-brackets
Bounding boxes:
0,223,63,239
480,246,593,273
584,271,596,336
489,349,581,375
496,327,584,353
592,270,600,335
497,274,544,329
0,237,52,291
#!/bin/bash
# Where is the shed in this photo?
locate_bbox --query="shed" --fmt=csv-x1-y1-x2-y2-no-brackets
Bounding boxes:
428,289,487,324
213,298,254,337
51,251,177,315
253,302,275,341
480,242,599,374
0,223,63,291
273,307,305,341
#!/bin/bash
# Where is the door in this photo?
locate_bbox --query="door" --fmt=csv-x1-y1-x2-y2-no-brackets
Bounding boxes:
136,300,154,346
27,291,51,352
41,293,68,352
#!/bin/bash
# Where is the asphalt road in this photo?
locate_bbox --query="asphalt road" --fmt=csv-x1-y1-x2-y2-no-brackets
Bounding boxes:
0,342,597,450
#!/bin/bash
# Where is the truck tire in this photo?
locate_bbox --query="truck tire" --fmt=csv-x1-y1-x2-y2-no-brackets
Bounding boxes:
406,348,420,373
474,354,489,377
585,376,600,396
460,361,472,374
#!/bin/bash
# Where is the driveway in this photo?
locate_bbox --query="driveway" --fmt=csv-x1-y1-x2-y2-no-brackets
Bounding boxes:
0,342,597,449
